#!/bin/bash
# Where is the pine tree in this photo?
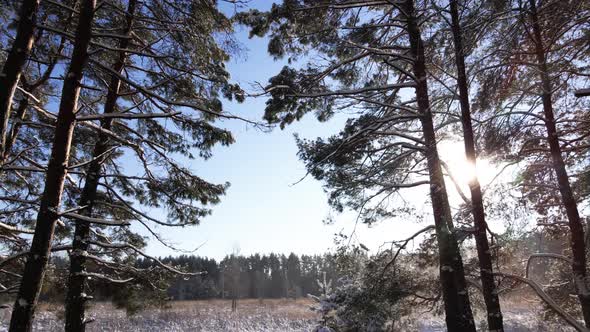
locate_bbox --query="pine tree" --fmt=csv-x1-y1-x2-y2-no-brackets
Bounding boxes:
58,0,246,329
1,0,249,329
470,0,590,324
524,1,590,324
443,0,504,329
0,0,41,158
238,1,476,329
0,1,74,288
9,1,97,330
64,1,138,329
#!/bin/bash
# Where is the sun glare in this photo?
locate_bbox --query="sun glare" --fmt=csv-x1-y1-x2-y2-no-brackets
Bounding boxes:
439,141,497,190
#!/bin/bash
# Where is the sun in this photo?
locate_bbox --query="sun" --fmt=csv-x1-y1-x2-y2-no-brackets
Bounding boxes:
438,140,497,190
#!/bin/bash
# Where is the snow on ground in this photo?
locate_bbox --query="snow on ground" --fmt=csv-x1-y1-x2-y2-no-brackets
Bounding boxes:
0,299,316,332
0,298,580,331
400,305,577,331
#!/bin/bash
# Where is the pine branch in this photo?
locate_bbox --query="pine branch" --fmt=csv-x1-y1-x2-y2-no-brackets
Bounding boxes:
62,212,131,226
76,111,181,121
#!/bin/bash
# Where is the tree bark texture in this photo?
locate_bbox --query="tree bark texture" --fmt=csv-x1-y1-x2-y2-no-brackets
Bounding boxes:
64,1,136,330
527,0,590,326
449,0,504,330
0,0,41,158
403,1,476,331
9,1,96,330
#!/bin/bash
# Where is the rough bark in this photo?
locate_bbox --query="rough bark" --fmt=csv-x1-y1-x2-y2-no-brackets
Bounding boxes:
64,1,136,330
403,1,475,331
528,0,590,326
449,0,504,330
0,0,41,157
8,1,96,331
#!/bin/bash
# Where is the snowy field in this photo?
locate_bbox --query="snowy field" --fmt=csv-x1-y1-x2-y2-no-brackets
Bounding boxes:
0,299,316,332
0,298,578,331
400,296,577,332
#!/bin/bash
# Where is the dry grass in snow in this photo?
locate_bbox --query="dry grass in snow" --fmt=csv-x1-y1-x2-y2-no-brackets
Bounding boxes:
0,299,317,332
0,297,581,331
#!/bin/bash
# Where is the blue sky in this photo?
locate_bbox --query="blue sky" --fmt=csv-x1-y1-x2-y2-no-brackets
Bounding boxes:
144,1,350,259
138,0,520,261
141,0,440,260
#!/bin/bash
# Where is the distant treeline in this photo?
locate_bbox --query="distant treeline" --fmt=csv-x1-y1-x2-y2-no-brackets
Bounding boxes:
41,253,341,302
136,253,340,300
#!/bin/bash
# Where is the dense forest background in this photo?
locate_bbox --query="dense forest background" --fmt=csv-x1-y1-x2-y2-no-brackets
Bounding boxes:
39,252,343,303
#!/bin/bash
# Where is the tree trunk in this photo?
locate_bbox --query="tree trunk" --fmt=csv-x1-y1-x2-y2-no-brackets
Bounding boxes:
449,1,504,330
3,98,29,162
8,1,96,331
3,22,69,164
403,1,475,331
528,0,590,326
0,0,41,157
64,1,136,330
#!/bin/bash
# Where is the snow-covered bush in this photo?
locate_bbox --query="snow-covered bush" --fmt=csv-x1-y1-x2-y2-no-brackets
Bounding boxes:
310,248,411,331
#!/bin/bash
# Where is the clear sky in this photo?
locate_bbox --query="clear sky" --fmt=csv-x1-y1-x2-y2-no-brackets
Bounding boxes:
140,0,437,261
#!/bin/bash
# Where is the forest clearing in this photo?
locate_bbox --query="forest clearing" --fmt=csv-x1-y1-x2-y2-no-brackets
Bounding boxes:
1,0,589,331
0,298,578,331
1,300,317,332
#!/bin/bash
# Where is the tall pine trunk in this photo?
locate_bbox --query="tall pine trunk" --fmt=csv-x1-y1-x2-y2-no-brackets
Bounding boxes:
64,1,136,330
0,0,41,158
9,1,96,331
403,1,475,330
528,0,590,326
449,0,504,330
